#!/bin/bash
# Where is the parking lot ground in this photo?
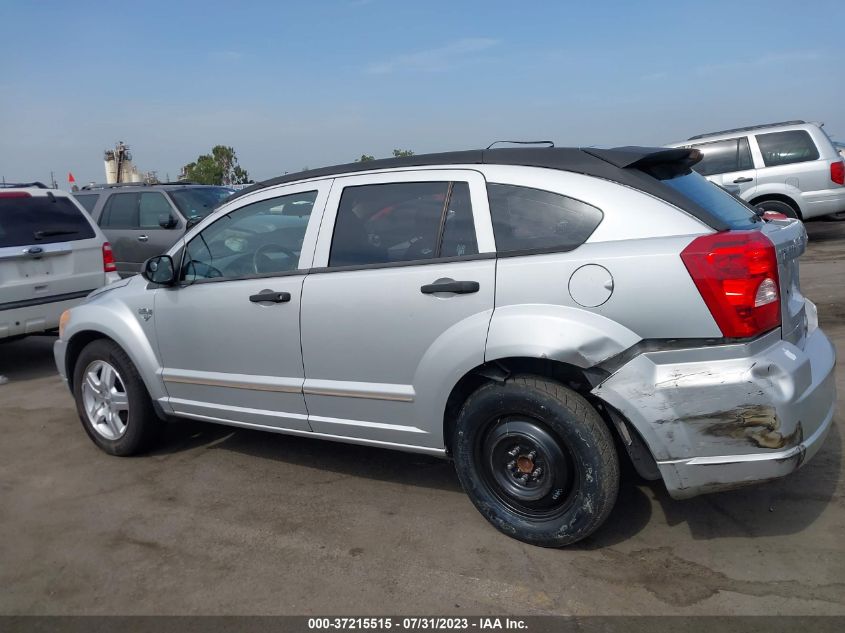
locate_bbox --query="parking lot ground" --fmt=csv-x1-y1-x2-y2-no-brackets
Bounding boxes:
1,221,843,616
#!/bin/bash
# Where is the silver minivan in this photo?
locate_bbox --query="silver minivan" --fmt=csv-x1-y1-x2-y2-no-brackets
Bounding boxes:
667,120,845,220
54,146,837,547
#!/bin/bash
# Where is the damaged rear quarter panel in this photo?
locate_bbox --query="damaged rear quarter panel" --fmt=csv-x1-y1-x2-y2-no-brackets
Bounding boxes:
591,333,819,461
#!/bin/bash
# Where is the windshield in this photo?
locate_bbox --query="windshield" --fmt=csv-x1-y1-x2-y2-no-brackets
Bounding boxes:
0,194,96,247
168,187,234,221
661,171,759,230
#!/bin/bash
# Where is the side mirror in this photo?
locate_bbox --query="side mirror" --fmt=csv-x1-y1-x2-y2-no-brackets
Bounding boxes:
159,214,179,229
142,255,176,285
185,216,202,230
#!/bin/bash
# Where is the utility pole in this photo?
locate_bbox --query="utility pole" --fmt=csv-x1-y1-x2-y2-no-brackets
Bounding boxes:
50,171,58,189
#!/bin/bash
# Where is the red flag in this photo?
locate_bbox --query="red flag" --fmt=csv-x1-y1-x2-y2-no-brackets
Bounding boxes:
67,172,75,183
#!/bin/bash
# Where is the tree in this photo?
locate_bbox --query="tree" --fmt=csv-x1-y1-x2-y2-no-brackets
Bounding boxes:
392,148,414,157
356,154,375,162
182,145,250,185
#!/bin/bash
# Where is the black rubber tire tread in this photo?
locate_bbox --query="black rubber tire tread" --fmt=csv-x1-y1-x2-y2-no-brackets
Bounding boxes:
452,374,619,547
72,338,162,456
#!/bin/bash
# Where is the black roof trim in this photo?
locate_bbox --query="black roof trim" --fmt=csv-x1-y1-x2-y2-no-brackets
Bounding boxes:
227,145,729,231
688,120,806,141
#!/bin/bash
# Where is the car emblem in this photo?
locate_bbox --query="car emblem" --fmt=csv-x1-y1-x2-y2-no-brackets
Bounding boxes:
137,308,153,322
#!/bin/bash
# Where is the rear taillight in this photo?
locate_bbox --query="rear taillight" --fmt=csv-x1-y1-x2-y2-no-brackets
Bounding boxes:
102,242,117,273
831,160,845,185
681,231,780,338
0,191,31,198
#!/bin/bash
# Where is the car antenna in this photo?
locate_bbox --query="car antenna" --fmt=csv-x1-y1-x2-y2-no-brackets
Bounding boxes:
486,140,555,149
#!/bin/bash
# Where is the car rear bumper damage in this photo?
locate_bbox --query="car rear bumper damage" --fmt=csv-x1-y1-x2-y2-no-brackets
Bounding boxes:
592,321,837,499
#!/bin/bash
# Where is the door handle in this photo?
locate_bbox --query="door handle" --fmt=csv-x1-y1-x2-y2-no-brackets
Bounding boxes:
137,235,149,242
420,280,480,294
733,177,753,183
249,291,291,303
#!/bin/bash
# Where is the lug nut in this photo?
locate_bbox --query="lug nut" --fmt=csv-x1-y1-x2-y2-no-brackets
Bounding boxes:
508,446,521,457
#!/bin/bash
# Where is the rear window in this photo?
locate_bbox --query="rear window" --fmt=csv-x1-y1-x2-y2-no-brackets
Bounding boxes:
73,193,100,213
756,130,819,167
0,194,96,247
487,184,603,254
661,172,758,229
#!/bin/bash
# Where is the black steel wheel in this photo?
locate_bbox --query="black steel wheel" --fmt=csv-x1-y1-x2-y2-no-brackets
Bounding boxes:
453,375,619,547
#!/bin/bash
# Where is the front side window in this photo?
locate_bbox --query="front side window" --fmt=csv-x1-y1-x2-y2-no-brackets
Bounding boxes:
756,130,820,167
328,181,478,267
691,138,754,176
182,190,317,281
139,192,173,228
101,193,139,228
487,184,603,254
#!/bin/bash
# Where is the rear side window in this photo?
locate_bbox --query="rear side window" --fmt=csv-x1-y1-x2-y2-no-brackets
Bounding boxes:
73,193,100,213
487,184,602,254
691,138,754,176
0,195,96,247
756,130,819,167
662,172,757,229
329,181,478,267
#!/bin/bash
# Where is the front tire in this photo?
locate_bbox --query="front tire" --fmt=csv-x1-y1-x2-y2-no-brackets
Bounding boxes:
452,375,619,547
72,339,162,456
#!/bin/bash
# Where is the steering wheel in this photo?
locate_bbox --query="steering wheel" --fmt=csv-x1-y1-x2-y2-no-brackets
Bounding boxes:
252,243,298,274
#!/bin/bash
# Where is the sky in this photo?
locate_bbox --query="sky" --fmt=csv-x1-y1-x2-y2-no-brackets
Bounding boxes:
1,0,843,188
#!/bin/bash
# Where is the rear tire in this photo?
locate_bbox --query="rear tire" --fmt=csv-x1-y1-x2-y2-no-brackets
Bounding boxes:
72,339,162,456
755,199,799,219
452,375,619,547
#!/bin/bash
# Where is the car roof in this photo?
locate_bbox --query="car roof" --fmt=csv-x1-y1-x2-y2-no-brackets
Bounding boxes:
77,183,230,192
230,145,692,197
223,145,736,232
0,186,72,197
665,121,823,147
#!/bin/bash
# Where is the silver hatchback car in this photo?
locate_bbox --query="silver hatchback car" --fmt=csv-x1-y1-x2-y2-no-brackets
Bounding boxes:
53,146,837,546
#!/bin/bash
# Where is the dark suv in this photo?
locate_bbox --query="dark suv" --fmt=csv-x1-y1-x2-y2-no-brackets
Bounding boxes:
73,183,233,277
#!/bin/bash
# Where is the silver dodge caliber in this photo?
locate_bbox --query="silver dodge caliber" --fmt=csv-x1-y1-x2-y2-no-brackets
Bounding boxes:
54,146,837,547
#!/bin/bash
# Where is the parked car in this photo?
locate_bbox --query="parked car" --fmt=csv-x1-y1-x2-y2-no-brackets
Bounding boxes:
73,183,234,277
54,146,836,547
666,120,845,220
1,183,119,342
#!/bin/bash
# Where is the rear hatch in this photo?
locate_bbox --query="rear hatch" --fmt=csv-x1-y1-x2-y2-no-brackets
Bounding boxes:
759,218,807,347
654,164,808,347
0,192,104,306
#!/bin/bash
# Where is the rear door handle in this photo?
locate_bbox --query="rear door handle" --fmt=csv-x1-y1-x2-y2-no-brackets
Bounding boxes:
137,235,149,242
420,280,479,294
733,177,754,183
249,290,291,303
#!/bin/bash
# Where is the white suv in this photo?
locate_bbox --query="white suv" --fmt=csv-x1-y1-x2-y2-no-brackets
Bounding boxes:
0,184,119,341
667,120,845,220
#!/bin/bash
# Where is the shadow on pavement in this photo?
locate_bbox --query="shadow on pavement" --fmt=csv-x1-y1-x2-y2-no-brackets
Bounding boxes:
0,335,59,382
155,417,463,494
652,419,842,540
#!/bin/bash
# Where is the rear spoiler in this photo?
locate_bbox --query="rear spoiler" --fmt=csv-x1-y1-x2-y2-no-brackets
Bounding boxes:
583,146,703,179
